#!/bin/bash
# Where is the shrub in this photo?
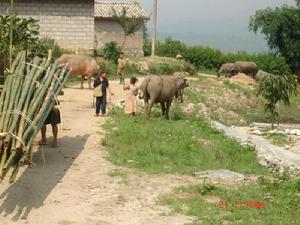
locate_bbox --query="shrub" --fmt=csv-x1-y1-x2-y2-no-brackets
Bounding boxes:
29,38,67,60
149,59,197,76
156,37,187,58
96,58,139,78
102,42,120,64
184,46,223,70
252,54,290,75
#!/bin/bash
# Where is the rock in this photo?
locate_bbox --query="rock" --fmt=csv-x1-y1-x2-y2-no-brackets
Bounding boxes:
183,103,195,114
267,129,285,135
194,169,246,185
248,127,263,135
255,70,269,81
137,61,150,73
288,129,300,136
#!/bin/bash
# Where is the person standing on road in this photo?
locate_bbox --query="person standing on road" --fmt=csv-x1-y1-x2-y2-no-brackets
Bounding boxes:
117,52,126,84
94,71,111,116
40,94,63,147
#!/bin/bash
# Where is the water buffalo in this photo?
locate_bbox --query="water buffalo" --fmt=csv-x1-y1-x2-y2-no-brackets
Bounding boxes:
139,75,189,119
217,63,235,78
57,54,100,89
233,61,258,78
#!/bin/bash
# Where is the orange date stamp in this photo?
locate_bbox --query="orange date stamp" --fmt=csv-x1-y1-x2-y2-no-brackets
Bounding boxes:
219,200,265,209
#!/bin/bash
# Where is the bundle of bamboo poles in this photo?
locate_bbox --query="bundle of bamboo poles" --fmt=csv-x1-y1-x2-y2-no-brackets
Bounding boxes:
0,51,70,183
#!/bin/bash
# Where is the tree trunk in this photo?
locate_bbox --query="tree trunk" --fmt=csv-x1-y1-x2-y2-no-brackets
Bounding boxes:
121,33,127,52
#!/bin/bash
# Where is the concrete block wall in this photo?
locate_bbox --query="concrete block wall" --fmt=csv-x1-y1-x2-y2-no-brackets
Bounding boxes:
95,19,144,56
0,0,94,50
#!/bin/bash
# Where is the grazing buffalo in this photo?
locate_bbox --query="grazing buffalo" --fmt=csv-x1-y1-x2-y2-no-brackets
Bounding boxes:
57,54,100,89
139,75,189,119
232,61,258,78
217,63,235,78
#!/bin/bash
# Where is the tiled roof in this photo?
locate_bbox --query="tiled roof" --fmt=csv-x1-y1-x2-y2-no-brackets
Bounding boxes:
95,1,149,19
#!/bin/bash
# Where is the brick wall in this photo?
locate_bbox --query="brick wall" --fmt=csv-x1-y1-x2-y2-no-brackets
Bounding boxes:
0,0,94,51
95,19,144,56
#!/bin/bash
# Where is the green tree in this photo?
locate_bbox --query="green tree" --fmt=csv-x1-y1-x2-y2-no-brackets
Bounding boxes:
258,73,297,128
102,42,120,64
0,15,39,77
249,2,300,76
112,6,149,51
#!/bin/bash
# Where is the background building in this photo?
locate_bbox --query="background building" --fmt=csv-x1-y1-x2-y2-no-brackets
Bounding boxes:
0,0,148,55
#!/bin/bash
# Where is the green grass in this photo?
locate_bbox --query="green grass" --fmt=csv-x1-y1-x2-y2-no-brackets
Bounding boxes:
102,108,267,175
262,131,295,147
159,176,300,225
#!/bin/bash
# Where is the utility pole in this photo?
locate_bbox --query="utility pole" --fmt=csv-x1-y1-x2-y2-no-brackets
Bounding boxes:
151,0,157,58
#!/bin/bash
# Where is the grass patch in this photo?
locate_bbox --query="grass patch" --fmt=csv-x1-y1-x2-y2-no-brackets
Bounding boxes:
198,69,218,76
159,176,300,225
102,108,267,175
262,131,295,147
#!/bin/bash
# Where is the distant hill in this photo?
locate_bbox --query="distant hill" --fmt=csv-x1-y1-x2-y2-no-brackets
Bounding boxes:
157,32,269,53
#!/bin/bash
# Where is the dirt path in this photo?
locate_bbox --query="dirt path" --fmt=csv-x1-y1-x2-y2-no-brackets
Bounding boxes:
0,80,195,225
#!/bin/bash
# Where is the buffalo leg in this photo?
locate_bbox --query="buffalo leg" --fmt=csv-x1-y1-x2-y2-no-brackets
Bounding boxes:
165,100,172,119
160,102,166,116
147,98,156,118
144,98,149,117
88,76,92,89
81,75,85,89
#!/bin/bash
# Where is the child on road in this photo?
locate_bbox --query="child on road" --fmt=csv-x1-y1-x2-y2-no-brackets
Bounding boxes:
124,77,139,116
94,71,111,116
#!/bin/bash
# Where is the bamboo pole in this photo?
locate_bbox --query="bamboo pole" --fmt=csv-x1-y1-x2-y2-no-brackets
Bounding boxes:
0,51,70,183
9,0,14,70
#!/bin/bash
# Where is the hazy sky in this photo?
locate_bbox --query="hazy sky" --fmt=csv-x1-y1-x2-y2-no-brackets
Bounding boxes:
106,0,297,51
136,0,296,33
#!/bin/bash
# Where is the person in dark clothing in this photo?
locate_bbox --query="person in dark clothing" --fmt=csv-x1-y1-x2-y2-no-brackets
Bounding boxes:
94,71,111,116
40,99,61,147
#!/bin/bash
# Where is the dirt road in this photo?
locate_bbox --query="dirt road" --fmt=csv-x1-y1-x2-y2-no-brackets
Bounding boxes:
0,80,194,225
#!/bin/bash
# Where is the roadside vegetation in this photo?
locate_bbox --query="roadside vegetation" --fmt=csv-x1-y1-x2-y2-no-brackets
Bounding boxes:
159,175,300,225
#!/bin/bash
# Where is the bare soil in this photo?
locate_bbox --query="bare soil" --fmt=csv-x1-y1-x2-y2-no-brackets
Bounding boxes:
0,80,195,225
